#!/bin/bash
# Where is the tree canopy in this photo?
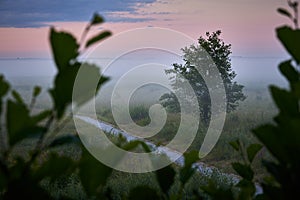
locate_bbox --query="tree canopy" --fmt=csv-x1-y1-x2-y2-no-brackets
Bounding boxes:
160,30,246,123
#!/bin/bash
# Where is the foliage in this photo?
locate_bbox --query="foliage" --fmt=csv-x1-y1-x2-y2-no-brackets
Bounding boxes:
251,1,300,199
0,13,113,199
160,31,246,123
200,139,262,200
202,1,300,199
0,12,204,200
1,0,299,199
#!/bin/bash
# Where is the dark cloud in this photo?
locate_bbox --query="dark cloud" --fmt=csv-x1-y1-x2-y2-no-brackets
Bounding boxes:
0,0,156,27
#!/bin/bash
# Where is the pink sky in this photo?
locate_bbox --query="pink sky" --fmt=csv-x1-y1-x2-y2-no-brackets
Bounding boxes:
0,0,292,58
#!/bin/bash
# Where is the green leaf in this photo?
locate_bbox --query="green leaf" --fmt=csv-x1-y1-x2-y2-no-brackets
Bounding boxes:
278,60,299,92
33,86,42,98
270,86,298,116
201,181,234,200
122,140,152,153
51,62,108,119
32,110,52,124
140,142,152,153
122,140,141,150
229,139,240,151
0,75,10,113
79,149,113,196
253,124,288,164
276,26,300,64
8,157,27,180
33,153,76,182
127,186,160,200
50,64,80,119
8,159,51,198
254,194,267,200
183,151,199,168
179,167,196,186
155,165,176,194
12,90,25,105
293,81,300,98
73,63,109,106
4,176,51,199
85,31,111,48
277,8,292,19
0,75,9,97
90,13,104,26
262,160,282,184
48,135,80,148
6,100,46,146
247,144,263,163
232,162,254,181
50,27,79,71
236,179,256,199
0,165,7,190
179,151,199,186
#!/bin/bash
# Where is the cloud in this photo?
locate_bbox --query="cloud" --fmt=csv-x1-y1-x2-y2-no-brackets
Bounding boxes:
0,0,288,57
0,0,156,27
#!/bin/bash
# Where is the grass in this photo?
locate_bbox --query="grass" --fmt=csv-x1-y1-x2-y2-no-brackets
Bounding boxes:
22,117,240,199
95,87,276,179
7,80,275,198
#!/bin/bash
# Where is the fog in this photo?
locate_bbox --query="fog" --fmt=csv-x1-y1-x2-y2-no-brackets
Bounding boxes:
0,55,287,88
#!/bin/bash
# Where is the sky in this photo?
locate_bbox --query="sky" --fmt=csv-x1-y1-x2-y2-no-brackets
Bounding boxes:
0,0,293,58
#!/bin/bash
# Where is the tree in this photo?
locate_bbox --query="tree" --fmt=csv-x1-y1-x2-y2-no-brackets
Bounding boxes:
160,31,246,123
0,13,201,200
202,1,300,199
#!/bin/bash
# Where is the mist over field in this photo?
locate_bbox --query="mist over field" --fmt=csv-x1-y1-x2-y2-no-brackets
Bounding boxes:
0,55,287,86
1,0,299,198
0,55,287,113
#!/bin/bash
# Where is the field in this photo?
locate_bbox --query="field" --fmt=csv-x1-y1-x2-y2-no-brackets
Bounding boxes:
3,75,278,199
95,85,276,176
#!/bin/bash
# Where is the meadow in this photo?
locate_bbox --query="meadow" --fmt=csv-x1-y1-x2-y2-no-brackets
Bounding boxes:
1,2,299,198
3,75,277,199
95,85,277,176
